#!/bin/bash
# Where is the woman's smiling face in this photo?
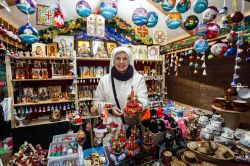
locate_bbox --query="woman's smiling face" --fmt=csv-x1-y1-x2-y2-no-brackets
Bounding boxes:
114,51,129,73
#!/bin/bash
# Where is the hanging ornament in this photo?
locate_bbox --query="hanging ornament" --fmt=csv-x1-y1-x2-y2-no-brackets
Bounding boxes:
220,16,231,33
146,11,158,28
202,6,218,22
219,0,227,14
224,47,236,57
17,22,39,44
99,0,117,19
230,11,244,24
195,22,208,36
208,54,214,59
166,12,182,29
153,0,163,2
54,8,64,27
161,0,176,12
193,38,209,54
76,126,86,146
189,62,194,67
176,0,191,13
194,70,198,74
201,62,206,68
193,0,208,14
16,0,37,15
205,23,220,39
183,15,199,30
246,56,250,63
76,0,91,18
210,41,228,57
135,25,148,39
202,69,207,75
132,8,148,26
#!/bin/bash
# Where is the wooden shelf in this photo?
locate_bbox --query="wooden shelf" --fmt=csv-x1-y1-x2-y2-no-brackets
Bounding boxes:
77,77,101,80
16,118,68,128
78,98,97,102
212,105,250,114
12,77,73,82
10,56,72,60
14,100,75,106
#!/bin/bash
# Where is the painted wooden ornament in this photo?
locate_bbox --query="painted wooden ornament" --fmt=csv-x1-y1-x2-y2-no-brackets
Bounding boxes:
210,41,228,57
166,12,182,29
16,0,37,15
193,38,209,54
193,0,208,14
202,6,218,22
195,22,208,36
54,8,64,27
132,8,148,26
207,54,214,59
100,0,118,19
224,48,237,57
17,23,39,44
176,0,191,13
146,11,158,28
230,11,244,23
161,0,176,12
76,0,91,18
205,23,220,39
76,129,86,146
184,15,199,30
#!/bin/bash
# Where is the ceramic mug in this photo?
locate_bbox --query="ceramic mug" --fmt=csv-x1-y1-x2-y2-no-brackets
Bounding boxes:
210,120,223,130
212,114,224,122
198,116,209,124
200,128,213,140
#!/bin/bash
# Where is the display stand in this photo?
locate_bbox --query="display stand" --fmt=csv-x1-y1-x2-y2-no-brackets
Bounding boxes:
212,105,250,130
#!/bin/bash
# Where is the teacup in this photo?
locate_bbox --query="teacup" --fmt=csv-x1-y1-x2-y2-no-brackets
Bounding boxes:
200,128,213,140
198,116,209,124
210,120,223,131
212,114,224,122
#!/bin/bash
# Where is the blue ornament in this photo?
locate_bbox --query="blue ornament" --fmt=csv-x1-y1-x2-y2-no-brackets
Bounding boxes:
153,0,163,2
224,48,237,57
161,0,176,12
246,56,250,63
132,8,148,26
193,0,208,14
100,0,118,19
17,23,39,44
195,22,208,36
193,38,209,54
176,0,191,13
76,0,91,18
16,0,37,15
146,11,158,28
166,12,182,29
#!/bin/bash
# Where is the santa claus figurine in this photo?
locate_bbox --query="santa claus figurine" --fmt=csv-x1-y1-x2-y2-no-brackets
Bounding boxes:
202,6,219,22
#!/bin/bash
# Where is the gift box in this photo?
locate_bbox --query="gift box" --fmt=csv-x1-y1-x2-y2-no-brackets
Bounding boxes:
48,156,82,166
52,133,77,143
48,140,82,161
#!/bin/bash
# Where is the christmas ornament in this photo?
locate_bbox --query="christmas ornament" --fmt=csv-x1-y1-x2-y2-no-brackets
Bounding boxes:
54,8,64,27
135,25,148,39
193,0,208,14
195,22,208,36
17,23,39,44
193,38,208,54
87,14,105,37
166,12,182,29
220,16,231,33
219,0,227,14
202,6,218,22
183,15,199,30
246,56,250,63
176,0,191,13
205,23,220,39
208,54,214,59
194,70,198,74
153,0,162,2
132,8,148,26
100,0,118,19
210,41,228,57
230,11,244,24
146,11,158,28
224,48,236,57
161,0,176,12
16,0,37,15
76,127,86,146
76,0,91,18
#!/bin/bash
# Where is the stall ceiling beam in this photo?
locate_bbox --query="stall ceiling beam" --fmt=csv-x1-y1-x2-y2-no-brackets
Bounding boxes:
0,0,15,9
146,0,194,36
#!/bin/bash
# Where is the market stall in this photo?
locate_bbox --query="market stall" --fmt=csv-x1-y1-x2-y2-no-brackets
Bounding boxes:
0,0,250,166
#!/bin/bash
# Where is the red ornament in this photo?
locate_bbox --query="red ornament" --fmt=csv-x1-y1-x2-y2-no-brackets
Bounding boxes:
54,9,64,27
92,9,100,14
205,23,220,39
230,11,244,23
189,55,194,60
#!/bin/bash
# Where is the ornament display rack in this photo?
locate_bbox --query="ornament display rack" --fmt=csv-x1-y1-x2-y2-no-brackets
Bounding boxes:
6,53,165,129
0,17,25,50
